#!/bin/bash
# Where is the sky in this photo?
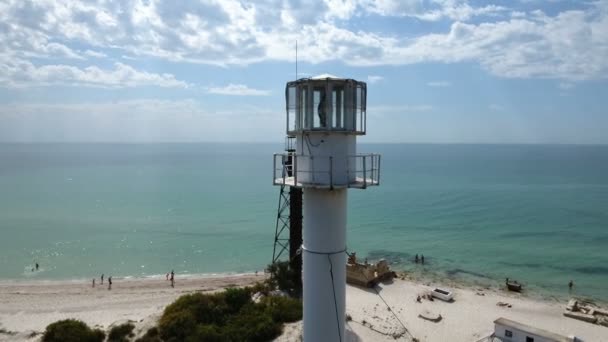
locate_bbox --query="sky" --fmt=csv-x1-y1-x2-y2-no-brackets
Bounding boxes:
0,0,607,144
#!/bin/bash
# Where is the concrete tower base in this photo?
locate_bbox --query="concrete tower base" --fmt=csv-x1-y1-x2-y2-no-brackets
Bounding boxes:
303,188,347,342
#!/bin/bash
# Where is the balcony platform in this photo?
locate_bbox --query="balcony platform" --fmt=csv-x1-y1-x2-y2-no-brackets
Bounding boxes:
273,176,379,189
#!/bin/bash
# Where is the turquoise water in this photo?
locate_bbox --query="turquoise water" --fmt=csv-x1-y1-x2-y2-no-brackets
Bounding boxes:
0,143,607,302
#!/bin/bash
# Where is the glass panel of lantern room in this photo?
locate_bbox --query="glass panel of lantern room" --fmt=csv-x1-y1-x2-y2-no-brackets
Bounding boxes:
332,85,344,129
313,86,327,129
298,85,308,130
355,84,362,132
287,85,296,132
361,84,367,133
344,83,354,131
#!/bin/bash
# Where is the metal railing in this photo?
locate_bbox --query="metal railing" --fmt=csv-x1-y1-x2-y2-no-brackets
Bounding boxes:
273,153,380,189
347,154,380,189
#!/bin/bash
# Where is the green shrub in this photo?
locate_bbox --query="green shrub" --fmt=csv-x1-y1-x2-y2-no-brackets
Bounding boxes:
158,286,302,342
265,296,303,323
266,261,300,296
249,281,271,295
108,322,135,342
187,324,226,342
42,319,105,342
162,292,229,326
158,310,197,341
223,287,252,314
135,327,161,342
225,304,282,341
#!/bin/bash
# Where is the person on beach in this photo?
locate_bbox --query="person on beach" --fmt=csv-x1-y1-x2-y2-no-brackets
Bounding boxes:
101,274,104,285
108,276,112,290
92,278,95,288
421,254,425,264
415,254,419,263
35,263,39,271
569,280,574,291
170,270,174,288
166,273,169,280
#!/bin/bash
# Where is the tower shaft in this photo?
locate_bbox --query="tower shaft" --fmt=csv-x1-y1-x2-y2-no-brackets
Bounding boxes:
289,186,303,295
303,188,347,342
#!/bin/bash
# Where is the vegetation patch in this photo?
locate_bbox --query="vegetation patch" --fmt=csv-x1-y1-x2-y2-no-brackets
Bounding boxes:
108,322,135,342
135,327,161,342
42,319,105,342
0,328,17,335
158,286,302,341
266,261,301,297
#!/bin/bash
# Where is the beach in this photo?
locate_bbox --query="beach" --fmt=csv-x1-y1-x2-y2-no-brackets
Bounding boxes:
0,274,262,341
1,274,606,342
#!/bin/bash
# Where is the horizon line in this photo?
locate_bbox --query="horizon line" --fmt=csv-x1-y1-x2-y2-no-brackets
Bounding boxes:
1,141,607,146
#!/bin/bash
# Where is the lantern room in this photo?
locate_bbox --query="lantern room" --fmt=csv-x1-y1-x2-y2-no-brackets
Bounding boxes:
285,74,367,134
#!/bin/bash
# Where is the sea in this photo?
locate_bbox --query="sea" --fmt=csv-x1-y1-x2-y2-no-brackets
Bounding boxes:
0,143,607,303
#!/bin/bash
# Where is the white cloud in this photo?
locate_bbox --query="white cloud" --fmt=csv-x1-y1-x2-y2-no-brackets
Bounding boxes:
367,75,384,83
84,50,107,58
427,81,451,87
0,61,189,88
206,84,271,96
371,7,608,81
359,0,506,21
0,0,606,82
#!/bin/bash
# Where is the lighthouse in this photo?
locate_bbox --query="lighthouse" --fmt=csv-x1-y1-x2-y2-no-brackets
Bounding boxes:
273,74,381,341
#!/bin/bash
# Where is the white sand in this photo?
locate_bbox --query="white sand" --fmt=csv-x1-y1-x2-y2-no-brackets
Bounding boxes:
342,277,607,342
1,274,606,342
0,274,263,341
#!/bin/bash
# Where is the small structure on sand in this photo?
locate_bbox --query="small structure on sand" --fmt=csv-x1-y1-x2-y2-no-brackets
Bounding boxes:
564,299,608,327
431,288,454,302
491,317,582,342
418,310,442,322
346,253,395,288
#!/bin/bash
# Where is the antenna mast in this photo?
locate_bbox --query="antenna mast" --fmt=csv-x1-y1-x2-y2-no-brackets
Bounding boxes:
296,40,298,80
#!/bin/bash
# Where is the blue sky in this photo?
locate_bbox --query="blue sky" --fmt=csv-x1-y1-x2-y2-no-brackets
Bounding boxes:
0,0,607,143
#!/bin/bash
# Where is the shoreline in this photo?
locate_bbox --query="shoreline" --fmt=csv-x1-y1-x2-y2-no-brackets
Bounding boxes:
1,273,606,341
390,263,608,307
0,271,260,286
5,264,606,306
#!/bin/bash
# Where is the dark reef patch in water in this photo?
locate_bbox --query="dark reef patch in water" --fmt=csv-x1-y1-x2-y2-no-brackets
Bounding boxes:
501,262,608,276
500,231,582,239
500,262,544,269
365,250,413,264
574,266,608,275
445,268,492,279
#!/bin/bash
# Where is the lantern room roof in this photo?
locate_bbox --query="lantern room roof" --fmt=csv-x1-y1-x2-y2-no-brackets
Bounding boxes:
290,74,364,85
310,73,343,80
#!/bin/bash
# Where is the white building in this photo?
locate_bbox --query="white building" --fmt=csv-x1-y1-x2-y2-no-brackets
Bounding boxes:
492,317,583,342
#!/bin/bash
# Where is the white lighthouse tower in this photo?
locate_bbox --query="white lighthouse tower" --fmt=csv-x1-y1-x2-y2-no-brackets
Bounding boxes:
273,74,381,341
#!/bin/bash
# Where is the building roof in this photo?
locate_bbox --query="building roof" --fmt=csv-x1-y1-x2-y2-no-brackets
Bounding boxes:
310,73,343,80
494,317,571,342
